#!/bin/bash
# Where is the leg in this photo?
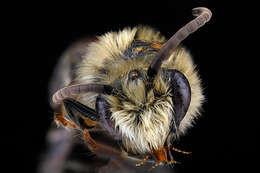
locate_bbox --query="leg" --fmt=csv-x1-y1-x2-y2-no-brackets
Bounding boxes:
96,95,121,139
149,161,162,171
136,155,149,167
63,98,99,129
83,130,136,172
137,145,187,171
55,98,99,129
55,112,76,128
170,145,191,154
83,130,99,150
63,98,99,121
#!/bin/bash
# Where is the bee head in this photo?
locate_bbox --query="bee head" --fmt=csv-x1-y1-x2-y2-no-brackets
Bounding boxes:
51,7,211,154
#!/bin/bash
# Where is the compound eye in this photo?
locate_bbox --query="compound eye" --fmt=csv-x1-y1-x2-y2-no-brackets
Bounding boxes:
128,70,140,81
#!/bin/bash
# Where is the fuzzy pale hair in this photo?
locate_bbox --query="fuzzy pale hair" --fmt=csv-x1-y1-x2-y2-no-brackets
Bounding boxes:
60,26,205,154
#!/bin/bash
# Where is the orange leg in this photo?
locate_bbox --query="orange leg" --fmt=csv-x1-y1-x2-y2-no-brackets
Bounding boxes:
148,161,162,171
138,145,190,170
83,130,98,150
136,155,149,167
136,148,166,171
83,129,135,172
168,145,191,154
55,113,76,128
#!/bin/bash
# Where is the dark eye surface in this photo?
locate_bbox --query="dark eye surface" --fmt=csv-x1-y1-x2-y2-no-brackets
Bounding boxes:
128,70,141,81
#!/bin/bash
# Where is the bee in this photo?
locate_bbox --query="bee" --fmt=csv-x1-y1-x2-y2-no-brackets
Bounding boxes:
50,7,212,170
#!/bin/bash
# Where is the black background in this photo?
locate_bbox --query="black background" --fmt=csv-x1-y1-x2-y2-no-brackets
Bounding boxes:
3,1,257,173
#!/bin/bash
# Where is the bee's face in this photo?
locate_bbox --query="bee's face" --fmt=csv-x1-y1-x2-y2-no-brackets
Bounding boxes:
120,68,166,104
52,6,210,159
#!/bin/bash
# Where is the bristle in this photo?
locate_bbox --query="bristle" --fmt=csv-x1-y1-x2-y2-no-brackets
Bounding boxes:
75,26,166,109
108,94,174,154
52,26,204,155
135,25,166,43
